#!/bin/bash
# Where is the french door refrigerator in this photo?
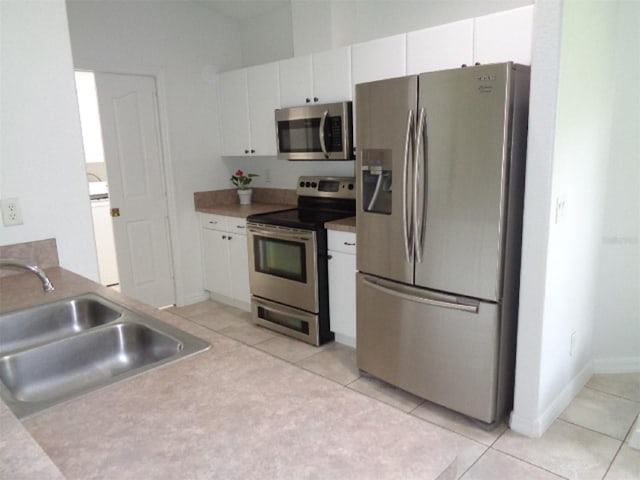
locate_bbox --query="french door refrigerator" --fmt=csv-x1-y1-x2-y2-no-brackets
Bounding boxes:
355,62,530,424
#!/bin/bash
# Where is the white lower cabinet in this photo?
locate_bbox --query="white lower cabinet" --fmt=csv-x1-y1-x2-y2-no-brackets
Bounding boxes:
199,213,250,311
328,230,356,347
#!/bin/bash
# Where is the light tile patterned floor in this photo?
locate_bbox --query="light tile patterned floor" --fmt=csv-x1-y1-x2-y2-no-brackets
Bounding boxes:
171,300,640,480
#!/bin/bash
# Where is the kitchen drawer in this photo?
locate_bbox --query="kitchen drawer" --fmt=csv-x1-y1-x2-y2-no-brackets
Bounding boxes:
328,230,356,255
227,217,247,235
199,213,229,231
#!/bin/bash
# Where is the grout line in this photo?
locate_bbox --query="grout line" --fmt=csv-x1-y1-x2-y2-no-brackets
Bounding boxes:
486,448,571,480
555,417,629,443
583,384,640,404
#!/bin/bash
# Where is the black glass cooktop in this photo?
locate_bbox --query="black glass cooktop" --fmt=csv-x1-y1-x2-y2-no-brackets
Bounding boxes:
247,197,355,231
247,207,354,231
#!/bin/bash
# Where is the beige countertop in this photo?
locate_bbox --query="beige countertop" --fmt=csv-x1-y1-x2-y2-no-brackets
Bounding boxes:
1,268,463,479
325,216,356,233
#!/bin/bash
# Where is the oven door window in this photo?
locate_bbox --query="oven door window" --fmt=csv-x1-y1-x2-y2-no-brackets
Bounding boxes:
254,236,307,282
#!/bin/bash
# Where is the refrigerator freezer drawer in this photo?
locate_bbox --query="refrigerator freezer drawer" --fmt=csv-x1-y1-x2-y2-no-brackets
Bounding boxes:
356,273,502,423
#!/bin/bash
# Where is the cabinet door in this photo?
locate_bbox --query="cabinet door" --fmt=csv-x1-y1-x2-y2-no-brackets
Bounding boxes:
473,6,533,65
407,19,473,75
246,62,280,155
228,233,251,304
328,249,356,348
351,34,407,88
312,46,352,102
279,55,313,108
201,228,231,297
218,69,251,156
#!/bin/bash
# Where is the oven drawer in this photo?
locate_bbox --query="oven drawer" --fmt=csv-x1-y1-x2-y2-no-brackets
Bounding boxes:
252,297,321,346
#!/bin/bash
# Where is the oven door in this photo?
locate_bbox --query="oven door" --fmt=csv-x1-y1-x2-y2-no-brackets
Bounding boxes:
247,224,318,313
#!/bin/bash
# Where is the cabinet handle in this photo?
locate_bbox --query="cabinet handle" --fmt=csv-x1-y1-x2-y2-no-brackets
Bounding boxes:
313,97,318,103
327,254,333,260
344,242,356,246
228,236,232,240
236,225,245,229
222,235,227,239
250,149,255,154
305,98,310,103
208,221,218,225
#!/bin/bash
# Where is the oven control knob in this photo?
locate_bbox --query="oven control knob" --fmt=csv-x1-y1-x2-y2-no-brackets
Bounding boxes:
299,181,304,187
348,183,354,190
305,181,311,187
311,182,317,188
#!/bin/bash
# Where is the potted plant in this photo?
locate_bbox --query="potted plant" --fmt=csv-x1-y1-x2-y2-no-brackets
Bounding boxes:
230,169,259,205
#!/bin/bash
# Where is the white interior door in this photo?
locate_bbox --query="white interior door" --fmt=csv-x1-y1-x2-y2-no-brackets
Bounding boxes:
95,73,175,308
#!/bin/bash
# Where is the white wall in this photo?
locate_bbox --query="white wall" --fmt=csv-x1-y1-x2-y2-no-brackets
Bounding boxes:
0,0,99,280
242,5,293,66
512,0,627,438
593,1,640,372
241,0,533,66
65,0,243,305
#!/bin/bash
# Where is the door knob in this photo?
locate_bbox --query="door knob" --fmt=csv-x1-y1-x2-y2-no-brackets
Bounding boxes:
110,208,120,217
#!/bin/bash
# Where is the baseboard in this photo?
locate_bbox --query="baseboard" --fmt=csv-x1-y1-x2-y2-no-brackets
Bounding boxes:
334,333,356,348
209,292,251,312
592,356,640,374
510,361,593,438
178,290,210,307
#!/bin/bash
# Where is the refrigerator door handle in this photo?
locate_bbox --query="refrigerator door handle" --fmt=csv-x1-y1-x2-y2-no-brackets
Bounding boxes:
414,107,427,263
362,275,479,313
403,109,415,263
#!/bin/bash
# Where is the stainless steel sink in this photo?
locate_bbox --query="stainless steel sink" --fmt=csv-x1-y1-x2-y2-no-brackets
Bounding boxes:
0,294,121,356
0,294,210,419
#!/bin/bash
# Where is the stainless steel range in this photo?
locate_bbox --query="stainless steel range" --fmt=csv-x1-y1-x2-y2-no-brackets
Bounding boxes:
246,176,356,345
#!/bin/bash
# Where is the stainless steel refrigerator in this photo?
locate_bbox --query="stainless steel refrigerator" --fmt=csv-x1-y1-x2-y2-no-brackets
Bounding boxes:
355,62,530,425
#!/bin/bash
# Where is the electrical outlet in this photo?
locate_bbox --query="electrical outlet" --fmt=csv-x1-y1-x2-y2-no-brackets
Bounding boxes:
1,197,23,226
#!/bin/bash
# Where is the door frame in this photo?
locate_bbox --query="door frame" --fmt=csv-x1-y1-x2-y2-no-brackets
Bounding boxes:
76,63,184,306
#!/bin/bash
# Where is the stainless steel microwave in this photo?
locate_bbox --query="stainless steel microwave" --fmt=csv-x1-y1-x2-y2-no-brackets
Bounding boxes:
275,101,354,161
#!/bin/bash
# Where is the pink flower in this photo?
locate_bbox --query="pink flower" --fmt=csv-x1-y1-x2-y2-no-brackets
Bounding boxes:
235,169,244,176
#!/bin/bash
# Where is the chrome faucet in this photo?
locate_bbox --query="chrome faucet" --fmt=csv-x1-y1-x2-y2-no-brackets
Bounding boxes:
0,258,55,292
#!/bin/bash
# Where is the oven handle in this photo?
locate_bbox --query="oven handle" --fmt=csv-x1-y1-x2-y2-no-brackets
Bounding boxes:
319,110,329,159
247,226,314,243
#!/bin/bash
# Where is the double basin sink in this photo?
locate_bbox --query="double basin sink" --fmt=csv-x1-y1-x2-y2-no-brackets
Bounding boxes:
0,294,210,419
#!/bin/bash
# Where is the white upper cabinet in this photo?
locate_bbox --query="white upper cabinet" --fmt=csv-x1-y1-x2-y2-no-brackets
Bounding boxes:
279,55,313,108
218,62,280,156
473,6,534,65
407,19,474,75
218,69,250,156
312,46,352,103
351,33,407,88
279,47,352,108
247,62,280,156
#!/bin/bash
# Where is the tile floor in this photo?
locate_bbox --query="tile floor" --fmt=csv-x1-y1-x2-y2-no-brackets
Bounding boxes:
169,300,640,480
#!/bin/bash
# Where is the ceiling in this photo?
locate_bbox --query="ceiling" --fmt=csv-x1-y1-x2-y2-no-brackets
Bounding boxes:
196,0,290,20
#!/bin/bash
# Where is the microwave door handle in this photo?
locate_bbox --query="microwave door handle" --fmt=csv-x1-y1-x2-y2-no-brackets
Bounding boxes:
319,110,329,159
403,109,414,264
